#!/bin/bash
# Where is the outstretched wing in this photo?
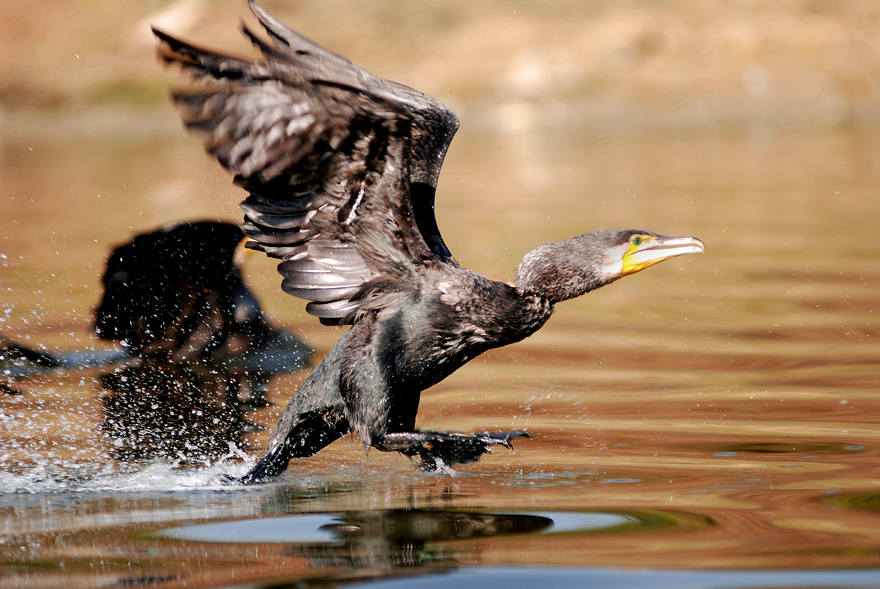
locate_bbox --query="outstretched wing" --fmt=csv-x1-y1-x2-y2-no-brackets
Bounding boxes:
246,1,459,193
153,0,459,324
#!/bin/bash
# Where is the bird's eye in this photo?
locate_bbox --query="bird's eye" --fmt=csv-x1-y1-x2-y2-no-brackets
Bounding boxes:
631,236,642,246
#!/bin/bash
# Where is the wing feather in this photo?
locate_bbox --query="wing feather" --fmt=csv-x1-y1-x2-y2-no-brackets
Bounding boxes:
154,2,457,324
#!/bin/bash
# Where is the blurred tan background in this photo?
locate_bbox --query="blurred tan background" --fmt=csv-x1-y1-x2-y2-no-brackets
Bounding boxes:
2,0,879,131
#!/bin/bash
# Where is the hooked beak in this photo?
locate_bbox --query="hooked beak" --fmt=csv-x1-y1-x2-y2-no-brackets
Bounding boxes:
621,235,705,276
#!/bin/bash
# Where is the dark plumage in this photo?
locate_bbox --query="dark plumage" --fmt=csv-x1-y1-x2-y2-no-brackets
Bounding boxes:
94,220,272,361
153,1,704,483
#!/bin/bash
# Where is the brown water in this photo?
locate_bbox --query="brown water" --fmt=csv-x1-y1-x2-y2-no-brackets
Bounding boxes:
1,109,879,587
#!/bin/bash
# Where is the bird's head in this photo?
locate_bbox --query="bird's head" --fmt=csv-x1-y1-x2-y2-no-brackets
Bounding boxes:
514,229,704,303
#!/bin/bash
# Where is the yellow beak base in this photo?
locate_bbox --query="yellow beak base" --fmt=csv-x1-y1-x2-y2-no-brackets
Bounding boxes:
621,235,705,276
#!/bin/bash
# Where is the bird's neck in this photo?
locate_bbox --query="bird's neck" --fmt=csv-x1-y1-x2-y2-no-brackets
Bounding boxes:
513,238,614,304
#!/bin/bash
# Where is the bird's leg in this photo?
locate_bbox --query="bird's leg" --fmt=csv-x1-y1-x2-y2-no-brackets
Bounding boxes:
228,409,350,485
372,430,530,470
366,385,529,469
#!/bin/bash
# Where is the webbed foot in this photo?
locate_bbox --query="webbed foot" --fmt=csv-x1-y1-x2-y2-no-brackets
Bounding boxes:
376,430,530,469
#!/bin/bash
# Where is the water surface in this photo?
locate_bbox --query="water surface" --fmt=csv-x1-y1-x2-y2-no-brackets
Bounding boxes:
1,110,879,587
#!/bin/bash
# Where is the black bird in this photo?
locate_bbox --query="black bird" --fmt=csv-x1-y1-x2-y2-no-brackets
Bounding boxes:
95,220,310,376
95,220,273,361
153,1,704,483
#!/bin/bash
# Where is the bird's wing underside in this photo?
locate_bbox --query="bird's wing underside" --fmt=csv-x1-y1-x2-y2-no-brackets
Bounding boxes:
154,0,460,324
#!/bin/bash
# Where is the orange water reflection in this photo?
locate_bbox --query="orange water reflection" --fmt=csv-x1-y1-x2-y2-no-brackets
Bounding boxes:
1,116,879,585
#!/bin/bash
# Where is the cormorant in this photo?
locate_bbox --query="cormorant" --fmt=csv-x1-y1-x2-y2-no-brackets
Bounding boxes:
94,220,310,374
153,1,704,483
95,220,275,361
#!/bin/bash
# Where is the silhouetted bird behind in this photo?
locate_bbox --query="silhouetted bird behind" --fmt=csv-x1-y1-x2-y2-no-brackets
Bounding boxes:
95,220,273,362
94,220,315,462
153,1,704,484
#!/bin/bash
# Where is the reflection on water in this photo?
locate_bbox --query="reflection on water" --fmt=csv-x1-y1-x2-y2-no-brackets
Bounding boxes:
345,568,880,589
162,509,554,577
1,113,879,586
